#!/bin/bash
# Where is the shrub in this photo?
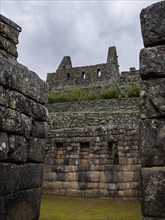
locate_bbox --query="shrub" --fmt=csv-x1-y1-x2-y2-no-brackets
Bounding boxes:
48,91,69,103
101,87,120,99
127,85,140,98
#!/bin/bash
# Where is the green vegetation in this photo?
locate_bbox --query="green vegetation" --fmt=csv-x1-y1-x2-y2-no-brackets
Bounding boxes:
48,85,140,103
127,85,140,98
101,87,120,99
40,195,142,220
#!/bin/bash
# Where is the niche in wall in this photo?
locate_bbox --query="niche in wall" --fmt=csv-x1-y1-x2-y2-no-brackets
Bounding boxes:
79,142,90,165
107,142,119,165
55,143,64,165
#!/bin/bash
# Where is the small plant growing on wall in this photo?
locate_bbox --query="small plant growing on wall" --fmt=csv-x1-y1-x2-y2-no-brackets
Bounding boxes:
127,85,140,98
101,87,120,99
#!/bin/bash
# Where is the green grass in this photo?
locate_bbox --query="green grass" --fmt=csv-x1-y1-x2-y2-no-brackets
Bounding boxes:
40,195,142,220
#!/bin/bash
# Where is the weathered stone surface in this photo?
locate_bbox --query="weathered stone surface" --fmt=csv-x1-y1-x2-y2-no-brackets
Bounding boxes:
0,15,47,220
4,188,41,220
0,106,32,137
0,197,4,220
141,167,165,217
32,120,47,138
0,53,48,104
0,163,21,196
0,14,21,33
19,164,43,190
0,132,9,161
27,137,46,162
9,90,48,120
140,78,165,118
0,20,19,44
140,46,165,79
140,1,165,47
0,85,8,106
0,35,18,57
140,119,165,166
8,135,28,163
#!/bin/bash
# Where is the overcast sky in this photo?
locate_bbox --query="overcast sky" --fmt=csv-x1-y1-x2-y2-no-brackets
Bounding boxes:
2,0,158,80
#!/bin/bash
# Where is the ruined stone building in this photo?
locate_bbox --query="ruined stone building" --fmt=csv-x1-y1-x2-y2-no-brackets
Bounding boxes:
0,1,165,219
43,47,142,200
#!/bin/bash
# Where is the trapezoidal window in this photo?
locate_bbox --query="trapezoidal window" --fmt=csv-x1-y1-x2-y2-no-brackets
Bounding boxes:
82,71,86,79
80,142,90,165
67,73,70,80
97,68,101,77
55,143,64,165
107,142,119,165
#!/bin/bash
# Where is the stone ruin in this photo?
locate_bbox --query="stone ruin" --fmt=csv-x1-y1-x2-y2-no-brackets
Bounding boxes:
139,2,165,219
0,1,165,219
0,15,48,220
44,47,141,200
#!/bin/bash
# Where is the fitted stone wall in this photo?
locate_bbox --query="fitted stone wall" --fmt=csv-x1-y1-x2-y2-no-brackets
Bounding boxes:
43,99,141,200
139,2,165,219
0,15,48,220
47,47,131,91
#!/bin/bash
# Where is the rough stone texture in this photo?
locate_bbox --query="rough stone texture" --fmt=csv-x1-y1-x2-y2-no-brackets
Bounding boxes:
47,47,140,91
140,1,165,47
0,14,21,58
140,119,165,167
140,78,165,118
140,46,165,79
140,2,165,219
0,15,48,220
43,100,141,200
141,167,165,217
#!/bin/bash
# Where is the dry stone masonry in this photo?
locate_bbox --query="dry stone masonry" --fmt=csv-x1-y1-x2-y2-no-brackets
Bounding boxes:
43,100,141,199
139,2,165,219
0,15,48,220
44,39,141,199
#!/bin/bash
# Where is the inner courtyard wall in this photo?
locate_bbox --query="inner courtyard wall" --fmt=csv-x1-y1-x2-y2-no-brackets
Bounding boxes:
43,99,141,200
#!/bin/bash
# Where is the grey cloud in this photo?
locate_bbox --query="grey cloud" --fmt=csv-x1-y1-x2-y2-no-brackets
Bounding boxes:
2,0,158,80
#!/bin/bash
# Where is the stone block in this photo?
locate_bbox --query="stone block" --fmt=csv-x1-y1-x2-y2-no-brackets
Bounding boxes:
0,132,9,161
0,196,4,220
27,137,46,162
0,20,19,44
140,79,165,118
140,1,165,47
9,91,48,120
0,163,21,196
0,35,18,57
90,171,100,182
124,190,133,197
43,172,56,181
0,106,32,137
19,163,43,190
118,171,134,182
0,53,48,104
140,119,165,166
31,120,47,138
141,167,165,218
4,188,41,220
0,85,8,106
140,46,165,79
8,135,27,163
100,171,118,183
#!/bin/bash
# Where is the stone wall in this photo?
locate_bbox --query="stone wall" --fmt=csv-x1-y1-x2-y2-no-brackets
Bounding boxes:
0,15,48,220
47,47,121,91
43,99,141,200
139,2,165,219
